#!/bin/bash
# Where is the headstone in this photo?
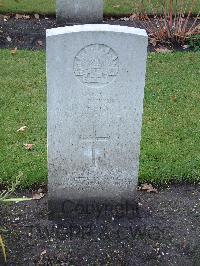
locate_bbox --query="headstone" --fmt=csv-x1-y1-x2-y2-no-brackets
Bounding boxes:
47,24,148,218
56,0,103,25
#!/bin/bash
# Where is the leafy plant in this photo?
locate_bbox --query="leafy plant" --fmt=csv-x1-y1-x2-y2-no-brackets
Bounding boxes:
137,0,200,44
188,34,200,51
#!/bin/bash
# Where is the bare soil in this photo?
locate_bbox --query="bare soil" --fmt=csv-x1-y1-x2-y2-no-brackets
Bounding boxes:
1,184,200,265
0,15,193,52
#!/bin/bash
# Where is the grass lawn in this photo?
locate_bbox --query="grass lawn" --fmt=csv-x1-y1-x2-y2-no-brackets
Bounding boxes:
0,0,199,16
0,50,199,188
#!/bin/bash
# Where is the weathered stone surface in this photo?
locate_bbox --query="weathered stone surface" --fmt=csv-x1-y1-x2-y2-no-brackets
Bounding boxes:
56,0,103,25
47,24,148,218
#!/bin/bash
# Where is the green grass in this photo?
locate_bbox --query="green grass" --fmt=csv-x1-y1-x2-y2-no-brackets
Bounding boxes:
0,50,199,187
0,50,46,187
141,52,200,184
0,0,199,16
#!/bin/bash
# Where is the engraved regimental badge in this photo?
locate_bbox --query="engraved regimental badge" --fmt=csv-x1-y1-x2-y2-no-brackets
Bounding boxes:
74,44,119,87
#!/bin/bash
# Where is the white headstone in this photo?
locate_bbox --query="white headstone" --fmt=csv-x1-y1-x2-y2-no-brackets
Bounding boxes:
56,0,103,25
47,24,148,218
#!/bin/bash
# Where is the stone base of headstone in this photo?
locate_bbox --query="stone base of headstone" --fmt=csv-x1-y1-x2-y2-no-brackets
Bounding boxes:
56,0,103,25
48,197,139,220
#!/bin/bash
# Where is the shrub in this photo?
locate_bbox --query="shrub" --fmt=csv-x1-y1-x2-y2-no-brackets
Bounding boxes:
136,0,200,44
188,34,200,51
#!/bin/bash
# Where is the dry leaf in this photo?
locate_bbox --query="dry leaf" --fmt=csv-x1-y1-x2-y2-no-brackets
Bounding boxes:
6,36,12,42
3,15,10,22
155,47,172,53
182,45,189,49
37,40,43,46
150,38,157,47
15,14,23,19
113,5,120,8
33,193,45,200
171,96,177,102
11,47,17,55
22,15,30,20
40,250,47,256
119,17,129,21
34,14,40,19
24,144,34,150
138,183,158,193
17,126,27,132
129,14,138,21
37,188,43,193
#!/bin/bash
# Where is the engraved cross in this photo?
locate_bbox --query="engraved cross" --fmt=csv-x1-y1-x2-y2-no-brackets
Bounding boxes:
81,125,110,166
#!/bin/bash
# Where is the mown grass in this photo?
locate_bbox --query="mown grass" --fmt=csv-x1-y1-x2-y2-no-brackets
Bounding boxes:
0,50,199,187
140,52,200,184
0,0,199,16
0,50,46,187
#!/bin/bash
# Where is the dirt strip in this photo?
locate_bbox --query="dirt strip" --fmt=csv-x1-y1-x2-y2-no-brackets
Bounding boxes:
0,16,193,52
0,184,200,265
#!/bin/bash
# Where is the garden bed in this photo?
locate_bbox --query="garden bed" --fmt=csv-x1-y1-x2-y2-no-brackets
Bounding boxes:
0,15,198,52
1,184,200,265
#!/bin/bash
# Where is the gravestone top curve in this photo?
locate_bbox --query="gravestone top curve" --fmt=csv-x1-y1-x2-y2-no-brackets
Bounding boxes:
46,24,147,37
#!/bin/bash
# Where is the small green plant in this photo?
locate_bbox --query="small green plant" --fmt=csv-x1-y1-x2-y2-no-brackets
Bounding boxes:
0,235,7,263
0,172,23,202
188,34,200,51
0,173,36,264
0,173,22,263
0,172,32,203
